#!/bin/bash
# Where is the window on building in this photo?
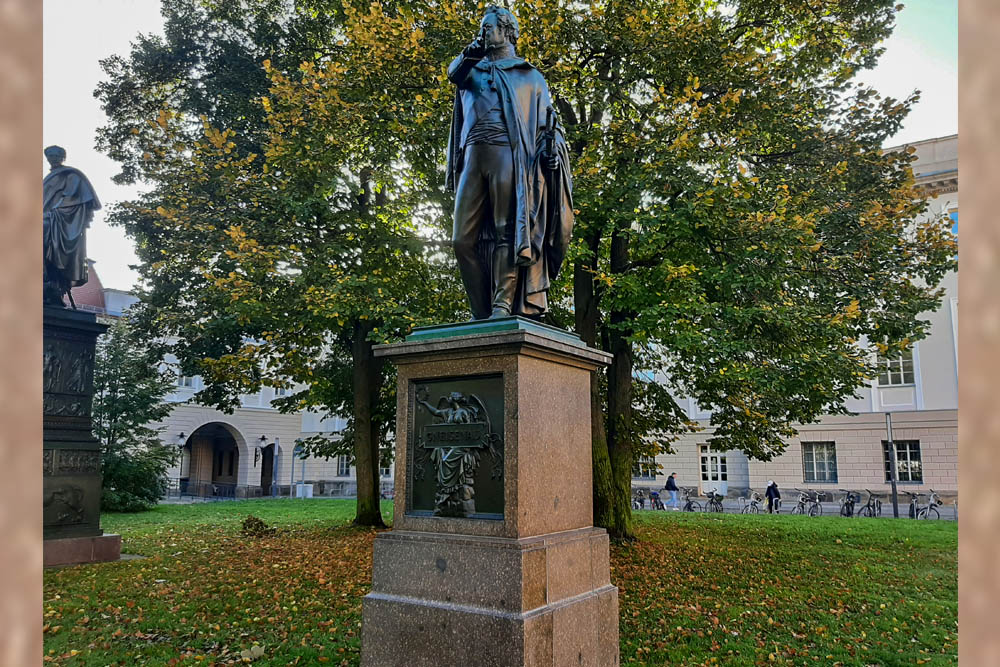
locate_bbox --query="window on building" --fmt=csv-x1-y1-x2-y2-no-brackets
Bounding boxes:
699,445,727,483
877,348,915,386
380,463,392,478
274,387,288,397
177,375,194,388
337,454,351,478
632,456,657,480
802,441,838,483
883,440,923,483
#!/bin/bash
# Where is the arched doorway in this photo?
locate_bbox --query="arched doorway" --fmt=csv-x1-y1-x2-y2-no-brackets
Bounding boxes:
182,422,245,498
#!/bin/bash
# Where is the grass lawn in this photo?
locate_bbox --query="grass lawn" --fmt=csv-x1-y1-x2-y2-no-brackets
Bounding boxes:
43,500,956,665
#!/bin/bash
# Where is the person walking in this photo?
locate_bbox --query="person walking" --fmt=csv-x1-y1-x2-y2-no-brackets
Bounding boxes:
765,480,781,514
665,472,680,510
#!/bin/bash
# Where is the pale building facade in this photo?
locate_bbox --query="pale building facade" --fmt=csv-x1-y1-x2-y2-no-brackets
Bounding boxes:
636,134,958,500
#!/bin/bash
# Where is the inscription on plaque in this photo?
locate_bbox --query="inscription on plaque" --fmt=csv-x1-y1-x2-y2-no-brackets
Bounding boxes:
408,375,504,519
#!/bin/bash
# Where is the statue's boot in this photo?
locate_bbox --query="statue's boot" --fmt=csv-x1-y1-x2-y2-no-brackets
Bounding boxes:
491,242,517,318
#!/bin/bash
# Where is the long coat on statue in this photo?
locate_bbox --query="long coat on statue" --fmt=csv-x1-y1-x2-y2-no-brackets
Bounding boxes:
43,165,101,291
446,56,574,314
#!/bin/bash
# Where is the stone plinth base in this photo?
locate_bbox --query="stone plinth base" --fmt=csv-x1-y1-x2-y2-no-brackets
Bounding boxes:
363,320,619,665
44,533,121,567
362,527,619,666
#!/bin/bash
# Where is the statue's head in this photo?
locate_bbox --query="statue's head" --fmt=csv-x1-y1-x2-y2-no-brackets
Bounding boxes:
44,145,66,168
481,6,519,51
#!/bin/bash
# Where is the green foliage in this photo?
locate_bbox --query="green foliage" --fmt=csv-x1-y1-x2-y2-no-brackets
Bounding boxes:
101,445,177,513
93,315,178,512
510,0,957,537
96,0,466,526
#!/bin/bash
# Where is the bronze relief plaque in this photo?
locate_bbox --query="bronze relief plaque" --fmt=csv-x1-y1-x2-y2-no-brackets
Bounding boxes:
407,374,504,519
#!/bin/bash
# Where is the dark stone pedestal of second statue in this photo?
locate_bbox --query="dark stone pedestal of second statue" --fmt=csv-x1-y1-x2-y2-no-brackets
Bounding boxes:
43,305,120,567
361,318,619,666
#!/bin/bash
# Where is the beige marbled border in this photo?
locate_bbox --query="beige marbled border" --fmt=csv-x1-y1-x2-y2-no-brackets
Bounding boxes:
0,0,43,664
959,0,1000,663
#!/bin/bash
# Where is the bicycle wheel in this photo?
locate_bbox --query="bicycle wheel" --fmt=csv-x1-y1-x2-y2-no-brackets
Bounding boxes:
791,504,804,515
686,501,701,512
748,505,760,514
919,507,940,520
808,504,820,517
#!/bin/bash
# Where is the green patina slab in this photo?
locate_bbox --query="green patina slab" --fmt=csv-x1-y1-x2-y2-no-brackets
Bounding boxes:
406,316,584,347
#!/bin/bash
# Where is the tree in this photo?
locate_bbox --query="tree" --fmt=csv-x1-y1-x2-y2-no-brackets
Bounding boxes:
98,0,465,526
516,0,956,538
93,315,177,512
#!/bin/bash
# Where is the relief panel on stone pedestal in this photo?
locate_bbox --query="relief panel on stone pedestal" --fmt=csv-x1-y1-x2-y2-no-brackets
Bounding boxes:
43,339,96,418
43,484,86,525
408,374,504,519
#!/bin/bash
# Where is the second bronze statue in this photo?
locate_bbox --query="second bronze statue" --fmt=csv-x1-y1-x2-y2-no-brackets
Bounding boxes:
445,6,574,320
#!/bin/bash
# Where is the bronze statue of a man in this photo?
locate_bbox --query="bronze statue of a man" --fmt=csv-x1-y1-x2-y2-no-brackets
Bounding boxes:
446,6,574,320
43,145,101,308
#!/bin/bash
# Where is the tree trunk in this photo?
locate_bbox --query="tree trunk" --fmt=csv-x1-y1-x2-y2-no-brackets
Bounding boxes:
574,233,622,537
604,229,636,540
350,167,387,527
351,319,387,528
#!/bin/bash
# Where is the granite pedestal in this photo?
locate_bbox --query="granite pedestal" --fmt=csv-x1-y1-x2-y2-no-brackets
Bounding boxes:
362,318,619,666
43,306,120,567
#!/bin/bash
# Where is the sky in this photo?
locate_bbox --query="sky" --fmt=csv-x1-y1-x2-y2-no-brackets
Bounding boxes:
43,0,959,292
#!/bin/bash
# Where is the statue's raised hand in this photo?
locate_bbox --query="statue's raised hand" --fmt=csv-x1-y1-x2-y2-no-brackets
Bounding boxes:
463,28,486,58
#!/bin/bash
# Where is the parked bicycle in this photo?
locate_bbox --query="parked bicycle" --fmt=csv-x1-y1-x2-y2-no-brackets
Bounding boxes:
856,489,882,517
631,489,644,511
740,491,763,514
790,489,823,517
919,490,942,519
649,490,666,511
908,489,941,519
838,489,859,517
681,488,702,512
704,488,725,513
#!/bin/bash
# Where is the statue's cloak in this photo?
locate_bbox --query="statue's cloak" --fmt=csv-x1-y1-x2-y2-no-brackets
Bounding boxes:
43,165,101,288
446,57,574,314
